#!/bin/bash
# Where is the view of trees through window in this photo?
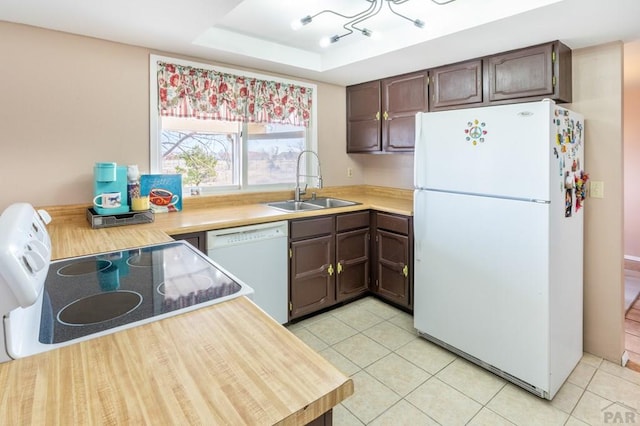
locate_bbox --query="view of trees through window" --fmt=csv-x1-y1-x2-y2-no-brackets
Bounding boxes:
160,117,307,191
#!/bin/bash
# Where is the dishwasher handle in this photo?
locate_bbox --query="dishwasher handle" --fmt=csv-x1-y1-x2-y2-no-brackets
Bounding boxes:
207,221,288,249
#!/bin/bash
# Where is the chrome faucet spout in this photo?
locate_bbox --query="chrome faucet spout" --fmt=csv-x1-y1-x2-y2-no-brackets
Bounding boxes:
295,150,323,202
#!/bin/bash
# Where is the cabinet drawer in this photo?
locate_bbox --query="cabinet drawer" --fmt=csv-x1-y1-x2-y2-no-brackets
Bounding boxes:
290,216,334,240
376,213,410,235
336,211,370,232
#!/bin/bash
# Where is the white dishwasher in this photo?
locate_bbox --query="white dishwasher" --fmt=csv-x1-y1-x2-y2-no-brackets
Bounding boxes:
207,221,288,324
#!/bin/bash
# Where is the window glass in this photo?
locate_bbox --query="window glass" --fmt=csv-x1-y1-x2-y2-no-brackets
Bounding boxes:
246,123,305,186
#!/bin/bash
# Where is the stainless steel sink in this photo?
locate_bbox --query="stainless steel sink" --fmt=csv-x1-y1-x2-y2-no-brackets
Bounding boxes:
266,200,324,212
266,197,359,212
304,197,359,208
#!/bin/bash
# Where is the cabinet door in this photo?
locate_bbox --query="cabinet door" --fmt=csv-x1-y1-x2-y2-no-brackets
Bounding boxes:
375,229,410,307
430,59,483,110
381,71,428,152
487,43,555,102
171,231,206,253
290,235,336,320
336,228,369,302
346,81,381,153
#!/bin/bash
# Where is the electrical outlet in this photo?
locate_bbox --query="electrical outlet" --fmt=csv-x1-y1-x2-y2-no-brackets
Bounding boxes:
347,167,353,178
590,181,604,199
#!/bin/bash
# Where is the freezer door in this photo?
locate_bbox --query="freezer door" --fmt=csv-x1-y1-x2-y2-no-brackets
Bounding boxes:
414,190,550,391
414,102,552,201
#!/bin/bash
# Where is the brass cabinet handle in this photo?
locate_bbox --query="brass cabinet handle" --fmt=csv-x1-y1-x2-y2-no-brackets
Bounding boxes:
328,264,334,276
402,264,408,278
375,111,380,120
383,111,389,120
337,262,343,274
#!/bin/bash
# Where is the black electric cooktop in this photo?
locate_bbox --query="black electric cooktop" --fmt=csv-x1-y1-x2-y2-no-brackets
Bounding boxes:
39,241,242,344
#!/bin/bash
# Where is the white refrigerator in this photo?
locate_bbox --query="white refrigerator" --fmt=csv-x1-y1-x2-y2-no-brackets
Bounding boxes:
413,100,586,399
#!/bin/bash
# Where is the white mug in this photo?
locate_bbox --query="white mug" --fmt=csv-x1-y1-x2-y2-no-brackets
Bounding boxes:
93,192,121,209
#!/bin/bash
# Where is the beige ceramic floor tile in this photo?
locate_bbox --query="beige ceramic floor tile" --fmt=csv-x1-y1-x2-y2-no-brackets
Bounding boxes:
318,347,361,377
296,309,334,327
387,311,416,333
467,408,515,425
436,358,506,405
571,390,634,426
395,337,456,375
305,316,358,345
358,297,403,320
486,384,569,426
365,353,431,396
587,369,640,411
284,321,306,333
599,359,640,386
406,377,482,425
550,381,583,414
341,371,402,424
362,321,417,350
369,400,439,426
331,304,385,332
332,403,364,426
333,333,391,368
567,361,597,388
288,328,328,352
580,352,604,368
563,416,590,426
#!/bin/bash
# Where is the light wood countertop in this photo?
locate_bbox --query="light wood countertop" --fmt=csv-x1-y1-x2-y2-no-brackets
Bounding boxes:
46,185,413,260
0,185,410,424
0,297,353,425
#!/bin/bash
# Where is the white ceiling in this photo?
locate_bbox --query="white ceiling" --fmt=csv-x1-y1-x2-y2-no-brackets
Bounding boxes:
1,0,639,86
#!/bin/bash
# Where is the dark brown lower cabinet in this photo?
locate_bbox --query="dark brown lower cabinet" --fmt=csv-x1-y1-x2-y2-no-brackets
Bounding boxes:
289,210,413,319
290,232,335,319
171,231,206,253
306,410,333,426
335,212,370,302
372,212,413,310
289,212,370,320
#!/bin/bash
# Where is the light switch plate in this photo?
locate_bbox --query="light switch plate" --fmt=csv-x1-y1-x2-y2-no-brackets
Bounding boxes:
591,181,604,199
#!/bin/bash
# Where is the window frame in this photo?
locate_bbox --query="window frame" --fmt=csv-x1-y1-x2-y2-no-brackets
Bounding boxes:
149,54,318,193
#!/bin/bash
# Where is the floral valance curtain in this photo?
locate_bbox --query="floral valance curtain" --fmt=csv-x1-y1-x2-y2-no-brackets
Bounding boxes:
157,61,312,127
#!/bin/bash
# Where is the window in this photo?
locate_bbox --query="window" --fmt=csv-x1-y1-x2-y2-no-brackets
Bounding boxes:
150,55,317,194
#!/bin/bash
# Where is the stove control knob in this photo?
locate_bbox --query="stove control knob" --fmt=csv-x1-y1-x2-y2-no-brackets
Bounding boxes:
37,209,52,225
23,239,49,273
23,250,46,274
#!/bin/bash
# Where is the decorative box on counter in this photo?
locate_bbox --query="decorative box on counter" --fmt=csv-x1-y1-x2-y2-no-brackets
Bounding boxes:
86,208,154,229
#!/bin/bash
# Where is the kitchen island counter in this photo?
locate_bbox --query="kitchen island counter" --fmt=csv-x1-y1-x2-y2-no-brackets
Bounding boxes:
0,296,352,425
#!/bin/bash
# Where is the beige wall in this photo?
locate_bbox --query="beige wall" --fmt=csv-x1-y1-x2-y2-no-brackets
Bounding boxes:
569,43,625,362
0,22,627,362
0,21,358,211
624,41,640,259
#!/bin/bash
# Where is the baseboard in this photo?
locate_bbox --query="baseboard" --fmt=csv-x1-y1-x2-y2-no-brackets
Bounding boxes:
622,351,629,367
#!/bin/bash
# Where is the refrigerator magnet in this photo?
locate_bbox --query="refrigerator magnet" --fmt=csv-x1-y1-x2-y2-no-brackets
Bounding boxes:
565,189,573,218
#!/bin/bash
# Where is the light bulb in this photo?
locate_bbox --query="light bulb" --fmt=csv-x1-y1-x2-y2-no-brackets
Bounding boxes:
291,15,312,31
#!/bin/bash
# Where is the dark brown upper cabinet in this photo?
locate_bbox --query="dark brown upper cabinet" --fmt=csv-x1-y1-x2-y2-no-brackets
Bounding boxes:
429,59,483,111
347,71,428,153
346,41,572,153
346,81,381,153
487,41,572,103
381,71,429,152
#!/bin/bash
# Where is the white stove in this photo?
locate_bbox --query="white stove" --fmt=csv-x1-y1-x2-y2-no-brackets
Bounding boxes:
0,203,253,363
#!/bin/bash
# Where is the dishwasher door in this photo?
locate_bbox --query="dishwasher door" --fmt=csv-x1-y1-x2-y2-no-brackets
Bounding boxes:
207,221,288,324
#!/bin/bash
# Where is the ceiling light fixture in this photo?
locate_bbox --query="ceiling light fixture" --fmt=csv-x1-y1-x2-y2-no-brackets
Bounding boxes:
292,0,457,47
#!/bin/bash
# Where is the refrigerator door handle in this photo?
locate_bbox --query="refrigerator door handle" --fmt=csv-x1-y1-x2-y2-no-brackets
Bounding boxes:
413,190,426,262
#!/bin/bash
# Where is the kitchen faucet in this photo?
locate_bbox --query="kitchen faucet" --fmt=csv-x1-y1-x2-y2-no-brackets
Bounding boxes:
294,150,323,202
